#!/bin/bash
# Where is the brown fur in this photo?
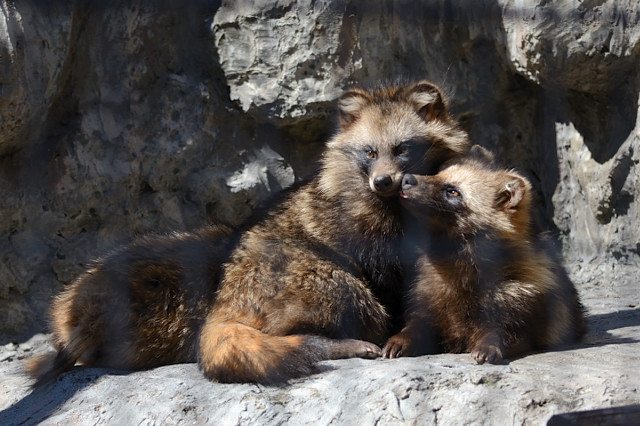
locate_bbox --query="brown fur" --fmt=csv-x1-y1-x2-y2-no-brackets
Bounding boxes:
198,80,470,384
383,146,586,363
26,224,233,386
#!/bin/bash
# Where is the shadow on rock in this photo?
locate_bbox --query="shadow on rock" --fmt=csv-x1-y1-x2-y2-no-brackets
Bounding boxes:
582,308,640,347
0,368,125,425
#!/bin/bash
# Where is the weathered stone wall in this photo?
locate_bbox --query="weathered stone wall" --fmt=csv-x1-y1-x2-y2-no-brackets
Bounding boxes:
1,0,638,344
0,0,294,337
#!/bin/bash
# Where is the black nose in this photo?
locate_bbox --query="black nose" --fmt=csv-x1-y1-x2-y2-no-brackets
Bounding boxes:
373,174,393,192
402,174,417,190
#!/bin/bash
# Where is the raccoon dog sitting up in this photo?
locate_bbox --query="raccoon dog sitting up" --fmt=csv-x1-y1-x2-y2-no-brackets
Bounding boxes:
383,146,586,364
197,80,470,383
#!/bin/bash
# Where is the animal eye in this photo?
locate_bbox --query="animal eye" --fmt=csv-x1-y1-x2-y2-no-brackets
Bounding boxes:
365,147,377,159
445,188,461,197
394,143,409,156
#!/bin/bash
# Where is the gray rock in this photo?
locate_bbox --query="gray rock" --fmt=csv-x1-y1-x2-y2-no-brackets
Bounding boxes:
0,1,73,153
211,0,358,123
0,1,297,337
498,0,640,268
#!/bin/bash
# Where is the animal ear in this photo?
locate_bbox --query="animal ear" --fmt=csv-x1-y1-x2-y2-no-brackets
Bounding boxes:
407,81,447,121
469,145,495,164
337,88,372,128
495,174,528,211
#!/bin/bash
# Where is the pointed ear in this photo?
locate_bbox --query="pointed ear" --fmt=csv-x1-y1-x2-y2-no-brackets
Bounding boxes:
337,88,372,128
469,145,495,164
406,81,447,121
495,174,528,211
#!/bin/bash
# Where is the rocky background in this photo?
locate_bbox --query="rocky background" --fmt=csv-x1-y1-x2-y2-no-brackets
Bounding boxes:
1,0,639,424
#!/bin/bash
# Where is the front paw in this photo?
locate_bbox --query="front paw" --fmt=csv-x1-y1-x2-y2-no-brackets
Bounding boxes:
472,344,503,364
382,332,412,359
346,339,382,359
471,332,504,364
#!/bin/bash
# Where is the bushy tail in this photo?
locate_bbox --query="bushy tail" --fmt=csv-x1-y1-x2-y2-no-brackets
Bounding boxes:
198,322,380,384
25,348,77,387
24,333,93,387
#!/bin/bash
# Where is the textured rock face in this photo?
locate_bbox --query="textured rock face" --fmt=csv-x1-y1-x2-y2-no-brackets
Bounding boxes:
0,2,72,154
212,0,358,122
0,1,297,336
498,0,640,268
1,0,639,423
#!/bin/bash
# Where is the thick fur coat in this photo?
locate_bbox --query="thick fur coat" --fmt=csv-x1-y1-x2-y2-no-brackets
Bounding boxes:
383,146,586,363
197,81,469,383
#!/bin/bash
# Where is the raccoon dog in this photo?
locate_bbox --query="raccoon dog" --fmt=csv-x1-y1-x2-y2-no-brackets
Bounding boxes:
383,146,586,364
197,80,469,383
26,224,233,386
